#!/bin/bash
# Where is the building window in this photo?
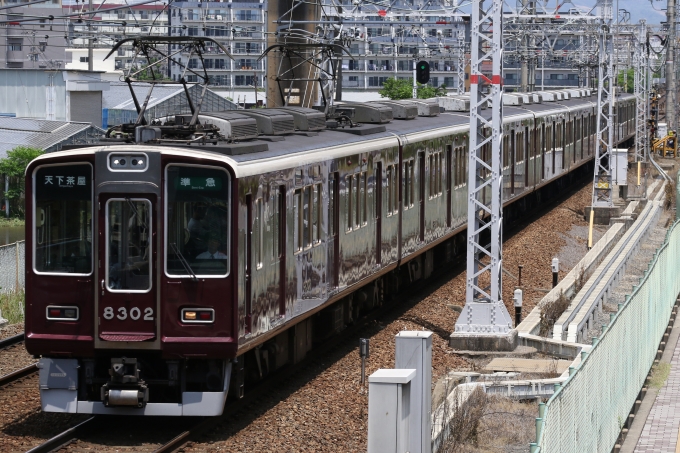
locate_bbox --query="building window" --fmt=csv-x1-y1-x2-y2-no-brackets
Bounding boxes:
79,56,89,63
8,39,22,51
368,76,389,87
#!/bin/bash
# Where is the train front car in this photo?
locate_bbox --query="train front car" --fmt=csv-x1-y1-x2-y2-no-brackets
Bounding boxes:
25,147,238,416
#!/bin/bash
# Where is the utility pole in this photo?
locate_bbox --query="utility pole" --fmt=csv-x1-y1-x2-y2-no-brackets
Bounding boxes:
667,0,676,132
88,0,93,71
452,0,514,349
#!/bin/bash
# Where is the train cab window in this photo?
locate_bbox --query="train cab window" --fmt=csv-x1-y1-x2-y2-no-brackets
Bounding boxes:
386,166,393,216
33,164,92,275
106,199,151,291
165,165,230,277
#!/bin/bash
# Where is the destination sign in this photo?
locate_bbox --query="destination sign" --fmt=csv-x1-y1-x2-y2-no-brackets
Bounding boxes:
174,176,223,191
35,164,91,200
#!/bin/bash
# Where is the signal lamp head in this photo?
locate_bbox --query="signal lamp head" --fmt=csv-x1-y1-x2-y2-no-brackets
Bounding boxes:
46,306,79,321
181,308,214,324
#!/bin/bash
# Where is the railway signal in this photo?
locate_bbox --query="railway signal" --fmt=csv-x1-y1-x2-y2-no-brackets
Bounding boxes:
415,61,430,84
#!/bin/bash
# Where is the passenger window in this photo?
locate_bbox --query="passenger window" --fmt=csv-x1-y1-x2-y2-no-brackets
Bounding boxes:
34,164,92,275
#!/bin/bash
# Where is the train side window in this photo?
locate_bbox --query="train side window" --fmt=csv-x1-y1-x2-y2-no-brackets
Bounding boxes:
313,183,322,244
403,161,410,210
386,166,393,216
428,155,434,199
354,174,360,229
295,188,303,250
437,152,443,195
255,198,263,269
303,185,312,249
346,175,353,232
463,146,468,186
33,164,92,275
272,185,284,260
329,174,336,237
409,160,415,208
356,171,368,228
390,165,399,215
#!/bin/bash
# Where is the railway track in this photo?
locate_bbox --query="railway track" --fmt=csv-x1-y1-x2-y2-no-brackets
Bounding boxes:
0,333,38,387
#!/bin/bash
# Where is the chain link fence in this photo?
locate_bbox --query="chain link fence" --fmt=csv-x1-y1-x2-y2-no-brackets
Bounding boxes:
0,241,24,293
536,216,680,452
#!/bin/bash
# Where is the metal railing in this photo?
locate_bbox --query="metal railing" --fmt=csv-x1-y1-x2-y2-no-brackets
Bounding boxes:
535,216,680,452
0,241,24,293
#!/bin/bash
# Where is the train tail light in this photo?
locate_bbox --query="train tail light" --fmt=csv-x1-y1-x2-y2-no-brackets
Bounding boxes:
46,306,79,321
181,308,214,324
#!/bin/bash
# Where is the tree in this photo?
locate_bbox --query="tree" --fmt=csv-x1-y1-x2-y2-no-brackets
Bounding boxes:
0,146,44,218
617,68,634,93
378,77,447,100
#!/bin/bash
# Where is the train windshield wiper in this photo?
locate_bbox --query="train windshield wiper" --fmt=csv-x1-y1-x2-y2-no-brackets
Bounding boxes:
125,197,149,230
170,243,198,281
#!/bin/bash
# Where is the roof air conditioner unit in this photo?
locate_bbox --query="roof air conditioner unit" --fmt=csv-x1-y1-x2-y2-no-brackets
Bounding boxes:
335,101,392,123
372,100,418,119
277,106,327,131
237,109,296,135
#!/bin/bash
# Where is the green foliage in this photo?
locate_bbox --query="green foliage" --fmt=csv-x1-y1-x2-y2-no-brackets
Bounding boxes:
649,362,671,389
0,289,25,324
0,146,44,218
617,68,634,93
378,77,447,100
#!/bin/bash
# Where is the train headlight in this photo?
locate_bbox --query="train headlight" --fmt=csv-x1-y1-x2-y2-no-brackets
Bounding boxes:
181,308,214,323
46,305,79,321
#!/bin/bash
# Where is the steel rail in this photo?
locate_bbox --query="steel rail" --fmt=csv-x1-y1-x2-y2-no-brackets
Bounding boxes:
0,333,39,387
0,333,25,350
24,417,97,453
0,363,38,387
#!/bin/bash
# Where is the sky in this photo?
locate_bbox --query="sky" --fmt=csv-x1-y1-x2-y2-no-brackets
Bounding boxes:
574,0,666,25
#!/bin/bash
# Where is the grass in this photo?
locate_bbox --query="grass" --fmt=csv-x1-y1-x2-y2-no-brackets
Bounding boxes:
437,387,537,453
649,362,671,389
0,289,24,324
0,217,24,228
539,290,571,337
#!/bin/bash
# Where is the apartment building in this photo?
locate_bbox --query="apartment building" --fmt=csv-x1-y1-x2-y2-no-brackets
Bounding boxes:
1,0,68,69
64,2,169,73
168,0,266,101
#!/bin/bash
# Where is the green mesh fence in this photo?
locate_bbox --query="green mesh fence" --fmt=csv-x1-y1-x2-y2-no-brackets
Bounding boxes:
536,214,680,452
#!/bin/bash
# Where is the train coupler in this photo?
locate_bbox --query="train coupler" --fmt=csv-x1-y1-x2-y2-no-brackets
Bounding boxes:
101,357,149,408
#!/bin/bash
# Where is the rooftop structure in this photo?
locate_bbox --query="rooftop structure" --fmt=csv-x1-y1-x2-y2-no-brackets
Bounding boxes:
0,117,104,156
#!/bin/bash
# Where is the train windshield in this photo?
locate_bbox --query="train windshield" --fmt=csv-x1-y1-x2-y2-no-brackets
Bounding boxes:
165,165,230,277
33,164,92,275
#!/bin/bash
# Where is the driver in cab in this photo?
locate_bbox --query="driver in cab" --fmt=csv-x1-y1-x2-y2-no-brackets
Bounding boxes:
196,237,227,260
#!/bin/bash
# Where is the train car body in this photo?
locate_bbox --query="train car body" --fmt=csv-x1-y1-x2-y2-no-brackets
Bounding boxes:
25,91,636,416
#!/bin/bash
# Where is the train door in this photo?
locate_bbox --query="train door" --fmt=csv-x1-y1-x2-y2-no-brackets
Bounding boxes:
97,194,157,342
541,123,546,180
272,185,286,316
245,194,253,332
418,152,425,242
446,145,452,228
295,178,326,301
510,130,516,195
524,126,530,187
551,120,556,175
328,172,339,288
375,162,382,265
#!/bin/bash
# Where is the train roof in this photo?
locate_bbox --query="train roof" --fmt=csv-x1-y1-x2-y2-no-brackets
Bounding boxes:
48,91,632,177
